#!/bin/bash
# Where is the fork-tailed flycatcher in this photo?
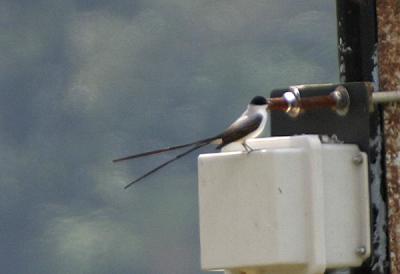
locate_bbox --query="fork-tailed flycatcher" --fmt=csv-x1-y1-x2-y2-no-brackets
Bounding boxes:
114,95,268,189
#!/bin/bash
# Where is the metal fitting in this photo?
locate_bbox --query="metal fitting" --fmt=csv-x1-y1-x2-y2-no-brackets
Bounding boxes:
352,153,363,165
331,85,350,116
355,246,367,256
283,86,301,117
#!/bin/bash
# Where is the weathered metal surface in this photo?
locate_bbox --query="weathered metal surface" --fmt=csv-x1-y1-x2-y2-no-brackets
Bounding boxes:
377,0,400,272
336,1,388,274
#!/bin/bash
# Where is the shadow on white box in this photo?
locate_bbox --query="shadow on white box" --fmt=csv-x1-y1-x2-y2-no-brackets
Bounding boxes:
197,135,370,274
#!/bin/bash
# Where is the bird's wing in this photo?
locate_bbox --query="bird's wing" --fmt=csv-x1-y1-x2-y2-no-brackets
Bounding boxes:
217,113,263,148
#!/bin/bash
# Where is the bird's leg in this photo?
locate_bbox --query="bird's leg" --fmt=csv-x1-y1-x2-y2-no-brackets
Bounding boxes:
242,141,254,153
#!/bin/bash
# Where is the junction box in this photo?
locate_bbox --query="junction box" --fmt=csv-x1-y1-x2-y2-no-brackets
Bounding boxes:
198,135,370,274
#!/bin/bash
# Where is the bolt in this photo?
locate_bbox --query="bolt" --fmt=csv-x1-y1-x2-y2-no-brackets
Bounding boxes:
356,246,366,256
352,153,363,165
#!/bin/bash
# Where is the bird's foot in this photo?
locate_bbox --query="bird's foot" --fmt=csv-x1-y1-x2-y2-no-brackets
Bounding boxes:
243,142,254,154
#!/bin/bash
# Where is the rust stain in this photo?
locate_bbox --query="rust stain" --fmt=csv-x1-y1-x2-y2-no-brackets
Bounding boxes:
267,94,337,112
377,0,400,272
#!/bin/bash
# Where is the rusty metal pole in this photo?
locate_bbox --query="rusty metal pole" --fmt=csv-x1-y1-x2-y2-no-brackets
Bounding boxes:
377,1,400,273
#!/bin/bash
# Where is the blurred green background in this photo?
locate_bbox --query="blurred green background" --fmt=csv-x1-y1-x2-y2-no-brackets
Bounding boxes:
0,1,338,273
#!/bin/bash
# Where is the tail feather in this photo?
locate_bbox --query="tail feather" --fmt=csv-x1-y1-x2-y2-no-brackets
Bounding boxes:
124,142,209,189
113,135,220,163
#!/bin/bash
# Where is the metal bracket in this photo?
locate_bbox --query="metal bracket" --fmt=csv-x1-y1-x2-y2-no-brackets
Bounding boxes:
270,82,372,154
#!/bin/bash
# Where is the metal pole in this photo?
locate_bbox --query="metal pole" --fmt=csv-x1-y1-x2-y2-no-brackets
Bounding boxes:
372,91,400,104
336,1,389,273
376,0,400,273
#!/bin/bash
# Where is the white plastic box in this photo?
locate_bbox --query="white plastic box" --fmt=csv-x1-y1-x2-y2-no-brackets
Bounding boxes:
198,135,370,274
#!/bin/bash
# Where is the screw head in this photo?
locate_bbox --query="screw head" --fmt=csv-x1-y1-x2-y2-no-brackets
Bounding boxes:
356,246,366,256
352,153,363,165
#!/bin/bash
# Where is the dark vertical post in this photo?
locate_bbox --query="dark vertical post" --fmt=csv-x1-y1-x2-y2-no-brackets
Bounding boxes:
336,1,389,274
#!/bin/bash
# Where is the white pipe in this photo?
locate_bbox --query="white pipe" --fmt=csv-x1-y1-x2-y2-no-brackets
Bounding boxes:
372,91,400,104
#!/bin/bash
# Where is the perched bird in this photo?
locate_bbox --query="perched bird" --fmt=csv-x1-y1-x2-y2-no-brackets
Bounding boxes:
114,96,268,189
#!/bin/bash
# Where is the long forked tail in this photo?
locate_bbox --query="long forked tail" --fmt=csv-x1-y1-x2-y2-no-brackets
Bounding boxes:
124,142,210,189
112,135,220,163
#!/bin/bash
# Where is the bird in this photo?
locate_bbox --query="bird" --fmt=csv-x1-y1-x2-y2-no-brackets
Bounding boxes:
113,95,268,189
